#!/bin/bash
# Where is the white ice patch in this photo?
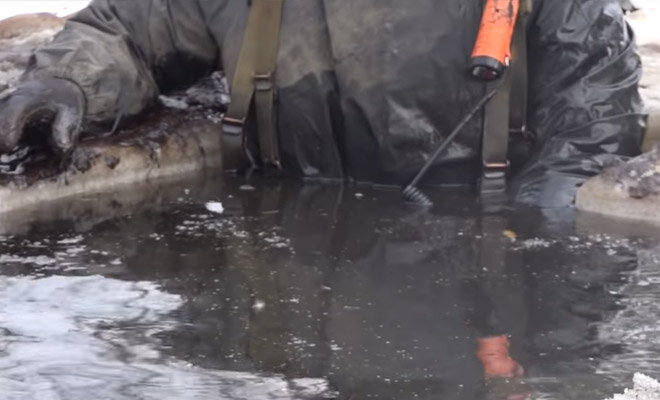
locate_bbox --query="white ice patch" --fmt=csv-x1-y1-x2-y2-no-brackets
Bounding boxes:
253,299,266,311
289,378,335,398
0,275,334,400
205,201,224,214
0,254,56,265
0,275,182,338
597,247,660,381
57,235,84,245
605,373,660,400
159,95,190,110
513,237,556,250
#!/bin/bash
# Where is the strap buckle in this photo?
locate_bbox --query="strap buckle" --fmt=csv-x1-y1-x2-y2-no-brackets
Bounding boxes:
509,124,527,136
480,161,509,195
221,116,245,136
254,73,274,91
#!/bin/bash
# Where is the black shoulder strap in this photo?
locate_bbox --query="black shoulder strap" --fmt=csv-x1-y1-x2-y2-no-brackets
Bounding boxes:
221,0,285,171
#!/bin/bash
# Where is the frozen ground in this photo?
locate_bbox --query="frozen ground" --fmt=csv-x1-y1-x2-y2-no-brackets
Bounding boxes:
0,1,89,20
627,0,660,114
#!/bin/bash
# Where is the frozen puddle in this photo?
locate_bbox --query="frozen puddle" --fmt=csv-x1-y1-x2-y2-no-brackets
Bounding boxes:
597,246,660,400
597,248,660,379
0,275,332,400
605,373,660,400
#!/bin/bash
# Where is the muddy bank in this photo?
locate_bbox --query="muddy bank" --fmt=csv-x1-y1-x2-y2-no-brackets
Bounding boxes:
603,374,660,400
0,98,226,214
0,109,223,214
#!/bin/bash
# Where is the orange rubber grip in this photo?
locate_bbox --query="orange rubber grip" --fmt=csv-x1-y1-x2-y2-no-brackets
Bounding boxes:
471,0,520,65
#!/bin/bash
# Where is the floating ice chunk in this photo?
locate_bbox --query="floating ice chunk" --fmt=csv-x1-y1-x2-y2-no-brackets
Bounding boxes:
0,254,56,265
514,238,556,250
289,378,335,398
205,201,224,214
57,235,84,245
605,373,660,400
158,95,189,110
65,246,86,255
253,299,265,311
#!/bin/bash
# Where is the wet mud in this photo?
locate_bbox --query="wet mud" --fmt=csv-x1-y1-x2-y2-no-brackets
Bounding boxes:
0,179,659,400
0,106,225,213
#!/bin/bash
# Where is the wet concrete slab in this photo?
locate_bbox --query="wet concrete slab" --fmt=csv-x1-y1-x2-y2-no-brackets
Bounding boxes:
576,145,660,222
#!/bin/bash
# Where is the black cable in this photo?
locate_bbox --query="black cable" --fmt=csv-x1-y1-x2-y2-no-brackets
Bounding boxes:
402,84,501,205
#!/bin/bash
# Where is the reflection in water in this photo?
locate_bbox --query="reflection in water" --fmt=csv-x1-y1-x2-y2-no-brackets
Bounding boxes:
0,176,658,400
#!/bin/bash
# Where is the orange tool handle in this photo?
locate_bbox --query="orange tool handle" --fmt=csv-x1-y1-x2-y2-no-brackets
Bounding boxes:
470,0,520,80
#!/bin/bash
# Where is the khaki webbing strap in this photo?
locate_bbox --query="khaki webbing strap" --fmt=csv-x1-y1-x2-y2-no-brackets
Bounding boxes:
480,72,512,195
480,1,531,196
255,76,281,168
509,0,530,137
222,0,284,170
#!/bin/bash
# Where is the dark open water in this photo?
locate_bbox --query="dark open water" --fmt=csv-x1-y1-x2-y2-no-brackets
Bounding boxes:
0,174,658,400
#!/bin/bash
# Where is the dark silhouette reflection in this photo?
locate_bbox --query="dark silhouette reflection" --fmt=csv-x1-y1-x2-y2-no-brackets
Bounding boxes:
49,177,633,400
0,176,644,399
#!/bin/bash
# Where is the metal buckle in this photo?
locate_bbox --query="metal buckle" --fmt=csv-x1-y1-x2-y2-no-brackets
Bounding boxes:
268,158,282,170
480,161,509,195
254,73,274,91
221,116,245,136
509,124,527,136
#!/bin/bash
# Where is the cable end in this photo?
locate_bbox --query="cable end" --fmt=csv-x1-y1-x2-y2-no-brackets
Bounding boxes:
402,185,433,206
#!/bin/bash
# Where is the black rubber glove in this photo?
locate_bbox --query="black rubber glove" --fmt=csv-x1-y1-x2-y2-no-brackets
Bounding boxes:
0,77,85,157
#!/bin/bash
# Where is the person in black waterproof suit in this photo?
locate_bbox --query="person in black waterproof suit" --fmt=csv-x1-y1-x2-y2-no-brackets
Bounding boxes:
0,0,646,206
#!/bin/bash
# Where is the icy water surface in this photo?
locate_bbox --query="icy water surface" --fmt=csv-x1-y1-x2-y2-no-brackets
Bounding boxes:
0,176,659,400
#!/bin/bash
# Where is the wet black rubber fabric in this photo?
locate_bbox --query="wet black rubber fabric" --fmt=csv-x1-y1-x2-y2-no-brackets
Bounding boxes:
25,0,645,206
